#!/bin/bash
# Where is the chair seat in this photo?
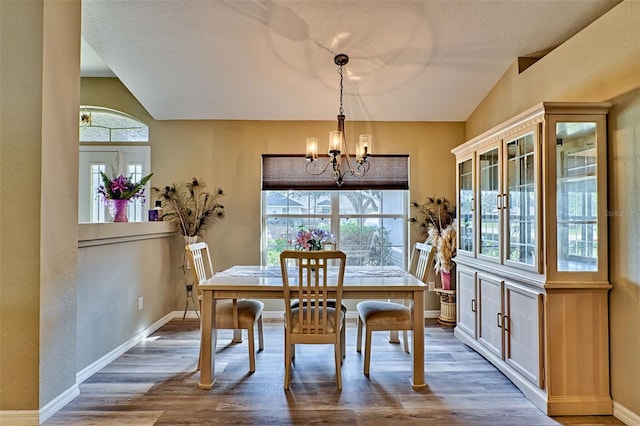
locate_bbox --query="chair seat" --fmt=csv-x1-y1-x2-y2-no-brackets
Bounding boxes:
289,307,343,333
290,299,347,360
356,301,411,327
215,299,264,329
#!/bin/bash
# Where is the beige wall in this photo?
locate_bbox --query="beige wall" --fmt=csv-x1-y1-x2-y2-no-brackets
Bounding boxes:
0,0,45,411
81,78,465,312
40,0,81,407
466,0,640,416
0,0,81,413
76,227,174,372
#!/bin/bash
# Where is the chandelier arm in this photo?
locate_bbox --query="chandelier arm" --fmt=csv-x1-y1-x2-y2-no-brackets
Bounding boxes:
305,159,334,176
350,160,370,178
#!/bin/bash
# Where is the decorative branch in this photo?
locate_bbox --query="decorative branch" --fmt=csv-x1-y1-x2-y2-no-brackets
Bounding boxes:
152,178,225,237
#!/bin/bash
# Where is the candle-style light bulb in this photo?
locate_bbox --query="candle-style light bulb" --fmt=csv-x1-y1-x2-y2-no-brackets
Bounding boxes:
329,131,342,157
306,138,318,161
357,134,371,162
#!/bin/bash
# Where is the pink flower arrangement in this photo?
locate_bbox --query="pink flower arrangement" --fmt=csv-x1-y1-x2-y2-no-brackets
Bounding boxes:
292,227,335,251
97,171,153,202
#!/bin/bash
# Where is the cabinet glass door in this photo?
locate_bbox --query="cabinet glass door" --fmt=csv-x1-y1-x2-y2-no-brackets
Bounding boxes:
478,148,500,259
505,131,537,267
458,158,474,254
556,122,598,271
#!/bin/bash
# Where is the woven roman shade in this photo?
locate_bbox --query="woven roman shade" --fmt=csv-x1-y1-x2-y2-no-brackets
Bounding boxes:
262,154,409,190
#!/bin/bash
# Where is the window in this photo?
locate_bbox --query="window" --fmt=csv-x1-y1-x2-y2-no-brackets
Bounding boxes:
79,106,151,223
261,154,410,266
80,106,148,142
262,190,408,267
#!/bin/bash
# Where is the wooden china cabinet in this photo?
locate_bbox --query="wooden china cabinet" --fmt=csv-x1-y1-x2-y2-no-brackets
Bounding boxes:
451,102,612,416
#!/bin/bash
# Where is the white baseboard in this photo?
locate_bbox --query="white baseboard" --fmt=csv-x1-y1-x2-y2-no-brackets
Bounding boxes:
424,309,441,319
39,384,80,424
76,312,175,384
613,401,640,426
1,313,176,425
0,385,79,426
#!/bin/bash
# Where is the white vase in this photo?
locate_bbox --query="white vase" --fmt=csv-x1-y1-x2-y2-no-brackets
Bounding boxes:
183,235,199,269
184,235,199,245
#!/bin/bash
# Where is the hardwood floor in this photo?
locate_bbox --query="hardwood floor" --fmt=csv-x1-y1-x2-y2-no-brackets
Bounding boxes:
45,319,623,425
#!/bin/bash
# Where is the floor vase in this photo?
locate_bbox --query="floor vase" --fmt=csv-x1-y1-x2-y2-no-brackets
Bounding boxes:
183,235,199,269
441,271,451,290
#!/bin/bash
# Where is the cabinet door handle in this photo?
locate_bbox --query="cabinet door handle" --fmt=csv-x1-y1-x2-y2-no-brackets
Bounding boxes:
471,299,476,312
503,314,509,332
470,197,475,212
496,194,502,210
497,312,503,328
502,193,508,210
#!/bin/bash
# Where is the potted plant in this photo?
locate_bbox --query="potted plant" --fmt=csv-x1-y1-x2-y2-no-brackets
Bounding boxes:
151,177,225,242
97,171,153,222
409,196,457,289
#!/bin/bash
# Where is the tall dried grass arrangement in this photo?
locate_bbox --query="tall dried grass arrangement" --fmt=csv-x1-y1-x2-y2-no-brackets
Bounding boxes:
410,196,457,273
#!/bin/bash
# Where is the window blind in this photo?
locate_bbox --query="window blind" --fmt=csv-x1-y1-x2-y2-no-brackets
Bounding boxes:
262,154,409,190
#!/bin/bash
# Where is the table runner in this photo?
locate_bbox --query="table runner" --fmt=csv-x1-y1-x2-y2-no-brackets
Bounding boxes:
215,265,409,278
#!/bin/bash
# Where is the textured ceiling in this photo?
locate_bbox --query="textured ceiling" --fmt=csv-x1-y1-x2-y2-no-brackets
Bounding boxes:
81,0,620,122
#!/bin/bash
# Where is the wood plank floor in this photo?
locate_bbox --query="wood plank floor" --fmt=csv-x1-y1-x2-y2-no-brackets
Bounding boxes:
45,319,624,425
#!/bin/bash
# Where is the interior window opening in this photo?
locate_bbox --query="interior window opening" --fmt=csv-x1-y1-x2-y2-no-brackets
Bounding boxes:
79,106,151,223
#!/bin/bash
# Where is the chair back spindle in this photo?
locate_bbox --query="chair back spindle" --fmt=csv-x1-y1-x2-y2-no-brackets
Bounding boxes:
185,242,214,296
412,242,435,283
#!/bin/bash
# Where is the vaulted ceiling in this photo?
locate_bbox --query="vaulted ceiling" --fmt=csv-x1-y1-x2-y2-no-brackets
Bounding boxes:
81,0,620,122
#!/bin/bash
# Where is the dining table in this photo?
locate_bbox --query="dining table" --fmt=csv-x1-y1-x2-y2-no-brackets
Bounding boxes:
197,265,428,390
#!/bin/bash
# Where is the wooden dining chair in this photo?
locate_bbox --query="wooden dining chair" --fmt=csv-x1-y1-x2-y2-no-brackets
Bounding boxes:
280,249,347,390
185,242,264,373
289,243,346,362
355,242,434,376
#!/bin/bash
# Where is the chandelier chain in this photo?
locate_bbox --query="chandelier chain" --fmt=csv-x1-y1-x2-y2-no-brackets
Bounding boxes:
338,65,344,116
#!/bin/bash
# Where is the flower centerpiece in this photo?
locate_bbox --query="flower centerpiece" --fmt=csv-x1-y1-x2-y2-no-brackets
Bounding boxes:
97,171,153,222
151,177,225,240
292,226,335,251
409,196,457,289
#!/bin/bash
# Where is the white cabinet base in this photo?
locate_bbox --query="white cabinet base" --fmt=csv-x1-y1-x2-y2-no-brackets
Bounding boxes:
454,282,613,416
455,326,613,415
455,327,549,413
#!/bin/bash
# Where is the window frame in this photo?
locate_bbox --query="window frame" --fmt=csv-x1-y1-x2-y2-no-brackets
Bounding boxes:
261,190,409,268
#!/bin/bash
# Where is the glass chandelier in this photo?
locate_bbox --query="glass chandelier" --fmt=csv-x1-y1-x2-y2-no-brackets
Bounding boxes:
305,54,371,186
